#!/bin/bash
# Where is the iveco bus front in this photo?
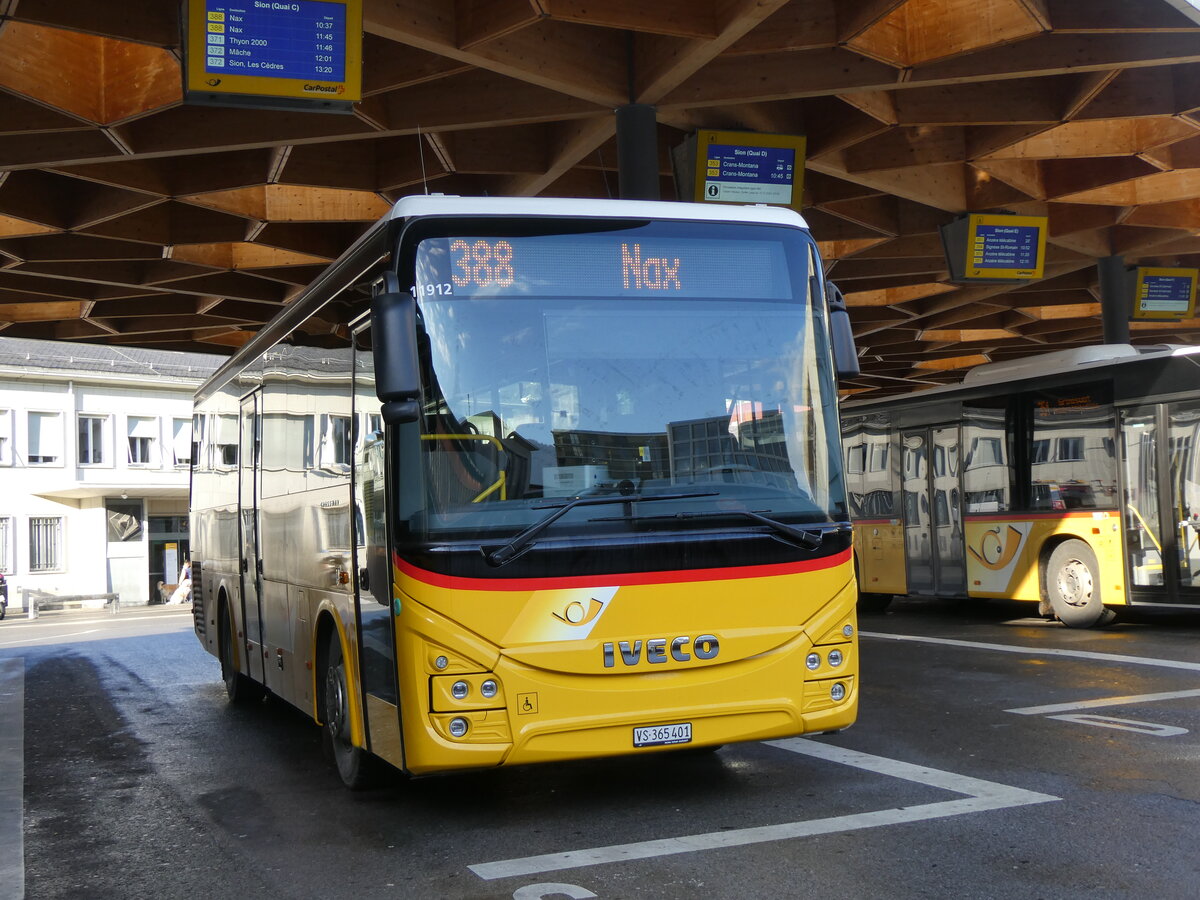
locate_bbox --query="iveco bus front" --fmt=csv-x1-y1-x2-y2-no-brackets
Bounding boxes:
190,196,859,787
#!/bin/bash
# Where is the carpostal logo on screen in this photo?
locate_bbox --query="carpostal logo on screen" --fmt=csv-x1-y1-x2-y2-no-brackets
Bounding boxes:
303,83,345,95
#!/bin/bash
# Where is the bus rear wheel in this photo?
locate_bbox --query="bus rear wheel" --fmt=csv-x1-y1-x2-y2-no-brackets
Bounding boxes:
1046,540,1113,628
321,635,377,790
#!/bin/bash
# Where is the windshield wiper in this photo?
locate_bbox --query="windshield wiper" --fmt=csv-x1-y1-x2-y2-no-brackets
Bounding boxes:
601,508,832,551
484,491,718,566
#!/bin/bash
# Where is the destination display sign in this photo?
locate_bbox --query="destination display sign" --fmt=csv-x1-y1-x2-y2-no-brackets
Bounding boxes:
703,144,795,205
940,213,1047,283
412,232,795,301
964,214,1046,280
688,131,806,212
184,0,362,112
1132,267,1198,321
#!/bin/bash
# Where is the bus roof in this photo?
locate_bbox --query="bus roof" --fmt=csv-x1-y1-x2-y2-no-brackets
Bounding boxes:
843,342,1200,412
387,194,811,230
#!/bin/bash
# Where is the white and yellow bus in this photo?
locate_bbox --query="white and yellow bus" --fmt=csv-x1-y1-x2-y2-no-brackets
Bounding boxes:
190,195,859,787
842,344,1200,627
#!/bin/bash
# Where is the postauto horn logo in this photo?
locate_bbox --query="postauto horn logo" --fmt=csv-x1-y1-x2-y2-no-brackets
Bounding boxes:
552,597,605,627
602,634,720,668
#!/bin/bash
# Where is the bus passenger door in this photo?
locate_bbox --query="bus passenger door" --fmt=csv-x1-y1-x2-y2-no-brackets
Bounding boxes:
931,426,965,594
902,431,934,594
352,326,404,768
239,391,265,683
1170,400,1200,599
902,427,964,596
1127,401,1200,604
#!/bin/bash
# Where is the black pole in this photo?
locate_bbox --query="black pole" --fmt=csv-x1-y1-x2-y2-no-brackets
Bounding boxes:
1096,254,1131,344
615,103,659,201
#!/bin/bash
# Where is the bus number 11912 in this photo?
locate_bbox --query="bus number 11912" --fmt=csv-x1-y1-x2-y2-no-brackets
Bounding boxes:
410,282,454,297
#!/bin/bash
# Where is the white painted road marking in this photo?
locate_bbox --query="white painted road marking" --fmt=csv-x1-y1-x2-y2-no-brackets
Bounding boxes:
1007,688,1200,716
1,611,192,630
1045,714,1188,736
467,739,1059,881
0,629,101,647
861,631,1200,672
512,884,597,899
0,658,24,900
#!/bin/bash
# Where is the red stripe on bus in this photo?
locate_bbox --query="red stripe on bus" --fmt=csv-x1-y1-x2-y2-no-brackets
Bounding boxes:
962,509,1117,522
393,547,852,592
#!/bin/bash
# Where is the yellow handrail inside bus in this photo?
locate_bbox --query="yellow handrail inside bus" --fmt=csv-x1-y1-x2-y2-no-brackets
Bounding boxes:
421,433,507,502
1126,503,1162,553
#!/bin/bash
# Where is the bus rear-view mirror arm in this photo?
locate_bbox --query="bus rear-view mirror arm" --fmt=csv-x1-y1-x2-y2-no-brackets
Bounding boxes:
372,275,422,425
825,280,860,380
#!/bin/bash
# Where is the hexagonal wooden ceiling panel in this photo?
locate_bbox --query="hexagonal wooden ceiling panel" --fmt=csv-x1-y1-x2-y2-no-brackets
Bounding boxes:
2,0,1200,396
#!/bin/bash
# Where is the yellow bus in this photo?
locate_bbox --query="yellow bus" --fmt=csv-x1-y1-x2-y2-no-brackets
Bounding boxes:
190,195,860,787
842,344,1200,628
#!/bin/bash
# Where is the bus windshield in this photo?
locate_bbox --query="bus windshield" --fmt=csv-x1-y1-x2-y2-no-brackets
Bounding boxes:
402,218,845,545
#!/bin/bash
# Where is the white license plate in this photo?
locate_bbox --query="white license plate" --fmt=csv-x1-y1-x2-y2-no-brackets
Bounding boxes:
633,722,692,747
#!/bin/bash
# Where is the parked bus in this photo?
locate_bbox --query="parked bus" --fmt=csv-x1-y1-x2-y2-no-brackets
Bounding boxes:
189,195,860,787
842,344,1200,627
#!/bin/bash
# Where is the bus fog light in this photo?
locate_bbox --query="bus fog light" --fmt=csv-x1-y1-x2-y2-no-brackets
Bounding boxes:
828,649,843,667
480,679,498,699
451,680,469,700
806,652,821,671
830,682,846,702
448,717,469,738
434,655,449,671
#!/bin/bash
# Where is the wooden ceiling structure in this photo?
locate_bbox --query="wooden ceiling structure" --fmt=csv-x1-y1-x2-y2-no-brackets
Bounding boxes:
2,0,1200,396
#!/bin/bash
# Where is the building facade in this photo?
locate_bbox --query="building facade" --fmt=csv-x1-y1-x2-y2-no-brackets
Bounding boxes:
0,338,222,608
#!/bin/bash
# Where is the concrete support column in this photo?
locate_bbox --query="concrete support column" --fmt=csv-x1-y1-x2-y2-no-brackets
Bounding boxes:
616,103,659,201
1096,254,1131,345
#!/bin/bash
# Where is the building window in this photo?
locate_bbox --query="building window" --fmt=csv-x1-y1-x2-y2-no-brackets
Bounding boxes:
0,516,12,573
1056,436,1084,461
78,414,108,465
191,414,206,471
29,516,62,571
0,409,12,466
27,411,63,465
319,414,352,470
172,418,193,466
216,414,238,468
868,441,888,472
845,443,866,474
127,416,158,466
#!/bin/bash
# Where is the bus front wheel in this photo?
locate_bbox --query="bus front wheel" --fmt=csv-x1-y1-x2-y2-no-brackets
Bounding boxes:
1045,540,1113,628
321,636,377,790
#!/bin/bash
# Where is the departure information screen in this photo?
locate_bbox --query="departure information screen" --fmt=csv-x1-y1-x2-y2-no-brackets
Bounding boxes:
203,1,346,81
1135,267,1197,319
412,232,796,300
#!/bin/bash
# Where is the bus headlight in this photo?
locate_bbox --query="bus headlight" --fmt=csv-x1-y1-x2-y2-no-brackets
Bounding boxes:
451,680,469,700
448,717,469,738
828,649,843,667
806,652,821,671
480,679,498,699
830,682,846,702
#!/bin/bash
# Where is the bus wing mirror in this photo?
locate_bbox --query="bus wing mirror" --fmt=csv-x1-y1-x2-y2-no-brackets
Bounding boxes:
825,281,860,380
371,287,421,425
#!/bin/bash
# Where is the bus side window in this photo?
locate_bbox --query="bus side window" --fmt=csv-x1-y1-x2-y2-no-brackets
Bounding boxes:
963,402,1010,513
